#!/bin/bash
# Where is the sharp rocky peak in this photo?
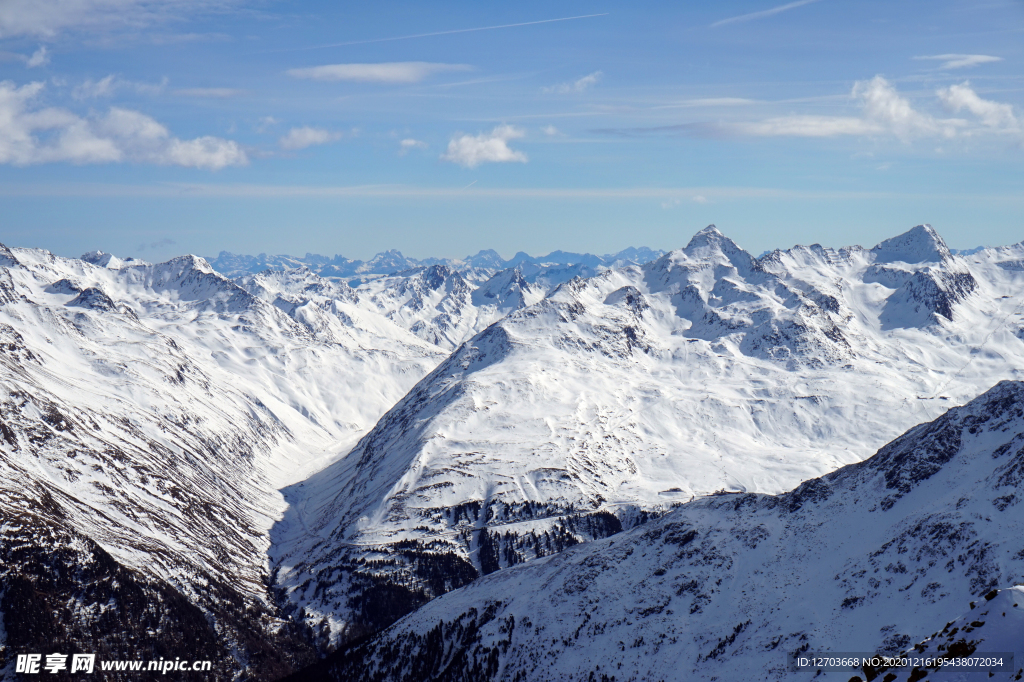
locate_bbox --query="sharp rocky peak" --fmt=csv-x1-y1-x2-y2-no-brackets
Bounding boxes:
684,224,742,252
419,263,464,290
679,224,755,272
156,254,217,276
871,224,952,264
0,242,21,268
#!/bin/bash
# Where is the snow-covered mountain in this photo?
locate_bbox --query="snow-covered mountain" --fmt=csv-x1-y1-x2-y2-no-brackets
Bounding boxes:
207,246,666,288
0,246,446,678
5,225,1024,680
272,225,1024,648
287,379,1024,682
231,264,546,352
358,265,546,350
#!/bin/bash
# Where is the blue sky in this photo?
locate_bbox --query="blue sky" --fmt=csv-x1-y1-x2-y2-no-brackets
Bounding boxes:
0,0,1022,261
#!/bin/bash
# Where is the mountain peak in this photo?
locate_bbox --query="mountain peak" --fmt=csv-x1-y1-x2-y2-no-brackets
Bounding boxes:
81,250,121,268
164,253,215,275
683,224,730,251
683,224,754,271
0,243,21,268
463,249,506,269
871,224,952,264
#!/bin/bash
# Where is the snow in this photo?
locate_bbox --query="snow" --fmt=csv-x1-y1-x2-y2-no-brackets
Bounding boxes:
320,380,1024,681
0,245,445,652
272,224,1024,645
5,224,1024,677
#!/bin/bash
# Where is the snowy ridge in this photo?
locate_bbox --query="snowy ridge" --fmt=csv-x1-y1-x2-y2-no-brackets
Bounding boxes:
293,380,1024,681
3,226,1024,679
869,587,1024,681
0,245,446,676
273,225,1024,648
207,246,667,282
359,265,545,350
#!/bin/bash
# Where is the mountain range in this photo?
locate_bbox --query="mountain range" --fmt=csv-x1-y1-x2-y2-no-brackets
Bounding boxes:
294,379,1024,681
2,225,1023,680
205,246,667,288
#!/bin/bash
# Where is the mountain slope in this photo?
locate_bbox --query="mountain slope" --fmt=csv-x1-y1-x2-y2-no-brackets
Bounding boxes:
0,247,446,678
291,379,1024,681
357,265,545,350
272,225,1024,648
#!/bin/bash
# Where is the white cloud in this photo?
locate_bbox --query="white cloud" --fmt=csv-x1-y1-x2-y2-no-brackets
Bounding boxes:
441,125,527,168
286,62,471,84
544,71,602,94
173,87,244,98
853,75,953,139
733,115,879,137
711,0,821,27
72,74,166,99
541,125,561,136
278,126,342,150
398,138,427,155
937,82,1018,130
730,76,964,140
255,116,277,133
163,136,246,168
661,195,708,209
693,77,1019,144
0,80,246,169
26,46,49,68
0,0,237,39
73,74,118,99
914,54,1003,70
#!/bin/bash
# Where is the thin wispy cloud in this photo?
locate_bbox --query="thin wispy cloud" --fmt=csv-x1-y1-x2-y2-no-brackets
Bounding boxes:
26,46,49,68
398,138,427,155
741,77,946,139
653,97,758,110
148,32,231,45
174,87,244,98
254,116,277,133
595,77,1021,144
441,125,527,167
0,81,246,169
711,0,821,27
269,13,609,53
136,237,175,252
913,54,1003,70
73,74,119,99
543,71,602,94
287,62,471,84
661,195,708,209
0,0,240,39
72,74,167,99
279,127,343,150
